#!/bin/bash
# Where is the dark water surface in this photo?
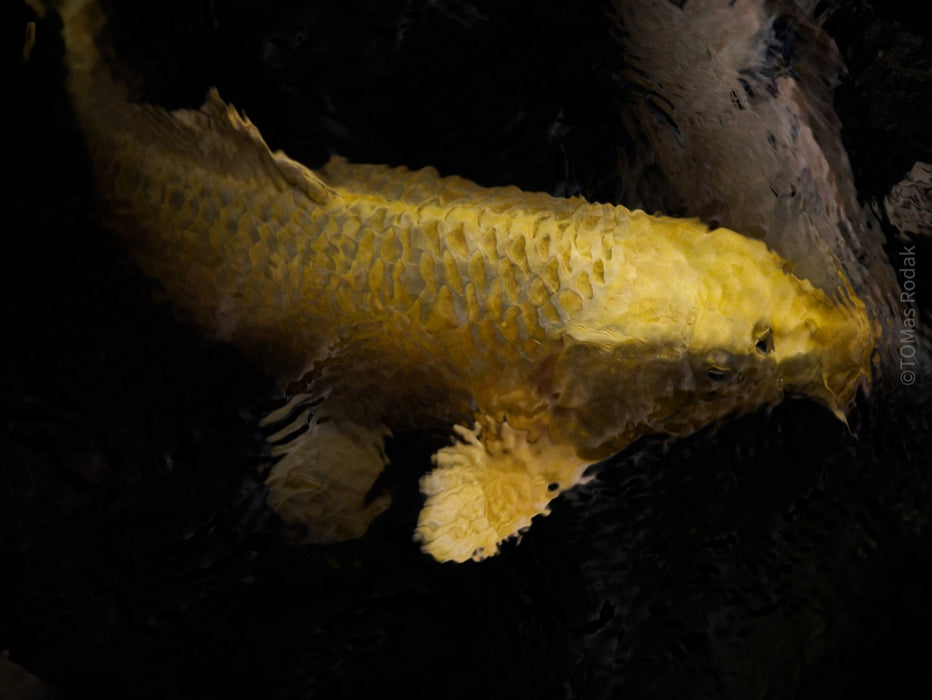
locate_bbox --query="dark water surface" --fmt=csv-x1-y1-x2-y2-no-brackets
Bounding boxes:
3,2,932,698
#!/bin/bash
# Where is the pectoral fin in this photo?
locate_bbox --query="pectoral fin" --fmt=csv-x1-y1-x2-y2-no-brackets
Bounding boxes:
415,417,589,563
262,395,391,542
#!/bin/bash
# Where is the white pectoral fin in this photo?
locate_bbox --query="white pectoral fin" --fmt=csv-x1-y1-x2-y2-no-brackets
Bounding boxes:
415,418,590,563
261,396,391,542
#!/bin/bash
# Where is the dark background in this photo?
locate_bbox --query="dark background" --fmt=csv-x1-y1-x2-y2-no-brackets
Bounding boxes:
3,1,932,698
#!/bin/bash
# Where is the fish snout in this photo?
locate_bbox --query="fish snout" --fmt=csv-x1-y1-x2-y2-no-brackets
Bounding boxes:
778,305,875,422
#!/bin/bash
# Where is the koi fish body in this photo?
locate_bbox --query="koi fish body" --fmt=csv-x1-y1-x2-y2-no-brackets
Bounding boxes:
58,0,875,562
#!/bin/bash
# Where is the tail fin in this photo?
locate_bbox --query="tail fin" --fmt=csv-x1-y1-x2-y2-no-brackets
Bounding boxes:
54,0,147,150
56,0,125,100
53,0,334,206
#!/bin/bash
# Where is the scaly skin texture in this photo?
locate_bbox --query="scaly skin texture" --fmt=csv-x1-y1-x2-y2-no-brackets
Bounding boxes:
59,0,876,562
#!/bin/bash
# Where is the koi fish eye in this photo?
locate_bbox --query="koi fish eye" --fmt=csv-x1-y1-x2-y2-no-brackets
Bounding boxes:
700,348,744,386
705,366,735,383
755,328,774,355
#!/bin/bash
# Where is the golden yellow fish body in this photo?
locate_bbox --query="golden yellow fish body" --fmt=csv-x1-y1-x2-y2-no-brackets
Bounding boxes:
58,0,876,562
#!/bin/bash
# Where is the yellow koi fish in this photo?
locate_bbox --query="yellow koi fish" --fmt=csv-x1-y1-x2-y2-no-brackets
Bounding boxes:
57,0,875,562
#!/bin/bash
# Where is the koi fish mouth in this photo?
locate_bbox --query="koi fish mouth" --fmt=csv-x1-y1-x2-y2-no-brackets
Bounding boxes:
776,298,877,422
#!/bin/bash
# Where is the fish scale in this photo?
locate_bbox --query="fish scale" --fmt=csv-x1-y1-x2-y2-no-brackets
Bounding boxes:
58,0,876,561
155,151,596,378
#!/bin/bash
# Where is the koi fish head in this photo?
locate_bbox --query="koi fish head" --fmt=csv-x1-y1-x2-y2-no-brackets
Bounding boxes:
553,224,876,455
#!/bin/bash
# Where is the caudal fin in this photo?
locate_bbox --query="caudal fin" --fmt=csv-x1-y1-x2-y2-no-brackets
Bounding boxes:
55,0,129,105
54,0,334,207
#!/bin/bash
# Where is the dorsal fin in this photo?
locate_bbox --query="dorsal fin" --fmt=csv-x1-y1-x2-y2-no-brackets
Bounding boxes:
182,88,334,205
